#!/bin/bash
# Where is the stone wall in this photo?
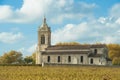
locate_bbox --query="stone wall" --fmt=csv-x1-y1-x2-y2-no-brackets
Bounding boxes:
91,48,106,54
88,57,107,65
89,57,101,65
36,51,42,64
42,54,89,64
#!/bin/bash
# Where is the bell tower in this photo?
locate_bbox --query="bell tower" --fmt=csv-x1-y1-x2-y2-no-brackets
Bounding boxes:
36,17,51,64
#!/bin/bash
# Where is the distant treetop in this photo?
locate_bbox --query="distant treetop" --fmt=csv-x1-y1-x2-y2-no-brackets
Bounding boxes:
55,42,107,46
55,42,92,46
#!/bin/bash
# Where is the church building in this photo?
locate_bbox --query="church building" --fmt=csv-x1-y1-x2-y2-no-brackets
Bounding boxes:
36,17,111,65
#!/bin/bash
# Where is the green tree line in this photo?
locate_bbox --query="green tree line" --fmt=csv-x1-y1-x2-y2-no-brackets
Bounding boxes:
107,44,120,65
0,50,36,64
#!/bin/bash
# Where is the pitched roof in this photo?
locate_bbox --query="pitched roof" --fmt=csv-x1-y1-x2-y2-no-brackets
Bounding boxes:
42,51,90,54
106,58,112,61
46,44,106,50
46,45,90,50
91,44,106,48
38,17,51,32
88,54,103,57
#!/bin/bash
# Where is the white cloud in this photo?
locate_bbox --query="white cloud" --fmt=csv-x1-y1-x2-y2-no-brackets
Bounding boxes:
0,0,120,45
0,0,96,23
16,0,54,22
52,22,88,44
0,32,24,44
17,44,37,56
52,15,120,44
101,36,119,44
0,0,53,23
117,30,120,33
49,2,97,24
98,17,107,24
27,43,37,53
110,3,120,18
0,5,13,20
17,47,25,53
115,17,120,24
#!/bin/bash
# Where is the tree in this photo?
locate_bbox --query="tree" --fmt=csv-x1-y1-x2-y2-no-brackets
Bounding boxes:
107,44,120,60
55,42,80,46
112,57,120,65
107,44,120,65
24,56,33,64
32,52,36,64
24,52,36,64
109,50,120,60
0,50,23,64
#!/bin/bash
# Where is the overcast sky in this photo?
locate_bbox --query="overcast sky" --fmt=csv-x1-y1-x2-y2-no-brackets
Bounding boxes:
0,0,120,56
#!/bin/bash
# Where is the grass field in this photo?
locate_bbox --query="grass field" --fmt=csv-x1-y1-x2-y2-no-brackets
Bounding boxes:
0,66,119,80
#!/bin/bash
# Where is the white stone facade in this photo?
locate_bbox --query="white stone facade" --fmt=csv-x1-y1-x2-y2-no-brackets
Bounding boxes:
36,18,111,65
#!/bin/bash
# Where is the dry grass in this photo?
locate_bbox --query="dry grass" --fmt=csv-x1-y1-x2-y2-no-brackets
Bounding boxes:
0,66,119,80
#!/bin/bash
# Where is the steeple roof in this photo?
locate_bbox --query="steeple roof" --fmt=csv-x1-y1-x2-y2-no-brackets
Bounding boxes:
38,17,50,31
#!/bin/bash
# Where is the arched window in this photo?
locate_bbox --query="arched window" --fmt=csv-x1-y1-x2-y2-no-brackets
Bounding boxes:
41,35,45,44
58,56,60,62
94,49,97,54
47,56,50,62
68,56,71,62
80,56,83,63
90,58,93,64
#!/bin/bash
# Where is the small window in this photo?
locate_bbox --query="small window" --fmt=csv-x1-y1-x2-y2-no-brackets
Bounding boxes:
94,49,97,54
47,56,50,62
80,56,83,63
58,56,60,62
90,58,93,64
68,56,71,62
41,35,45,44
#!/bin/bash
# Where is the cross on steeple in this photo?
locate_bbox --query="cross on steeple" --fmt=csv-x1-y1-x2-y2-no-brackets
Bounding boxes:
38,16,50,31
43,16,46,24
